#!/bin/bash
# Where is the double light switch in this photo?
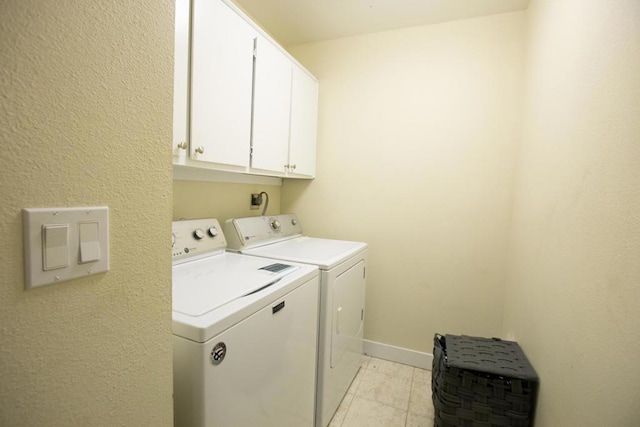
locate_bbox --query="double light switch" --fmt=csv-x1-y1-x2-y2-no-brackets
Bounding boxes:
23,207,109,289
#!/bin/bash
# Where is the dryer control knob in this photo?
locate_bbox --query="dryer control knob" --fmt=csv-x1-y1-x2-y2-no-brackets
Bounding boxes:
208,227,219,238
193,228,205,240
270,218,281,232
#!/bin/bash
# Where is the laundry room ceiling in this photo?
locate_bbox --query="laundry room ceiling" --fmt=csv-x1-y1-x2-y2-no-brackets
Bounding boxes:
231,0,531,46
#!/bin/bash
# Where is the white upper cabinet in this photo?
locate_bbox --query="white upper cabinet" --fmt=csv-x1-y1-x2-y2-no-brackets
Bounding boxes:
172,0,190,162
189,0,255,169
172,0,318,180
288,66,319,178
251,36,293,175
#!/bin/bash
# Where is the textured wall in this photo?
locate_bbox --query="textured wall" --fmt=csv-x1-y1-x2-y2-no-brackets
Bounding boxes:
0,0,174,425
503,0,640,424
173,181,282,222
284,12,525,352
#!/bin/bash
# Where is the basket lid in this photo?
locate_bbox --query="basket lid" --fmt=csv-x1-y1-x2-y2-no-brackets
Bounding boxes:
445,335,538,381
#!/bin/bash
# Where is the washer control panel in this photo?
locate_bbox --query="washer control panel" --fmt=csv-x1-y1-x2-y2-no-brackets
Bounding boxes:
172,218,226,262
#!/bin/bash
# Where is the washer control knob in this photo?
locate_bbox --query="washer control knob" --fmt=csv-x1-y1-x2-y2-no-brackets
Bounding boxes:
270,218,281,232
291,219,297,226
208,227,219,238
193,228,205,240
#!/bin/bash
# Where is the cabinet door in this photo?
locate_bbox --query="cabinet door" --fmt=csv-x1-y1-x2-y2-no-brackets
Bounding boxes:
288,66,319,178
190,0,255,168
251,36,292,174
172,0,190,161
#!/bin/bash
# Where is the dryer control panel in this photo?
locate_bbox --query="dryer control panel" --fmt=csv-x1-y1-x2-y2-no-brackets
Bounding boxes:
172,218,226,263
224,214,303,250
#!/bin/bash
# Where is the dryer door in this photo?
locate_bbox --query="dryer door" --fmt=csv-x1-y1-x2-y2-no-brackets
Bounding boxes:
331,260,365,368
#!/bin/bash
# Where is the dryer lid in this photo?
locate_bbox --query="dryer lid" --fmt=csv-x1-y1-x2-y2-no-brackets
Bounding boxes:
242,236,367,270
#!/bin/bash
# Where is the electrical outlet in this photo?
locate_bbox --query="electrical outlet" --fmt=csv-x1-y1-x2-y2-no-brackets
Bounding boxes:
250,193,262,210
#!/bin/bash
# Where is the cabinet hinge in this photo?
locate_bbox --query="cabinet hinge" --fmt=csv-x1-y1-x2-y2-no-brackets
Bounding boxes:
253,48,257,58
250,146,254,158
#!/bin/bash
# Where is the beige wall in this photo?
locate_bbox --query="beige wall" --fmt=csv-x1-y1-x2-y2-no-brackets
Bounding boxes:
284,12,525,352
0,1,174,425
173,181,281,223
503,0,640,424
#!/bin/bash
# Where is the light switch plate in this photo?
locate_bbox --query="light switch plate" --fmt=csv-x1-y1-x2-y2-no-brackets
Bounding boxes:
23,207,109,289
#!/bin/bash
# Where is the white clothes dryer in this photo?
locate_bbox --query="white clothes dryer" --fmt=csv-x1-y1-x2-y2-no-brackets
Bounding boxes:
224,214,367,427
172,218,320,427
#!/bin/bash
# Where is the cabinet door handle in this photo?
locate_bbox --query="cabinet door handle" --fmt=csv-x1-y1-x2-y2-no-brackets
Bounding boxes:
195,146,204,154
177,141,187,150
291,164,296,170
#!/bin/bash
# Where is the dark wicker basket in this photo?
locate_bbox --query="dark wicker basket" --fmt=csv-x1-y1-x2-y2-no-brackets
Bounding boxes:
432,334,538,427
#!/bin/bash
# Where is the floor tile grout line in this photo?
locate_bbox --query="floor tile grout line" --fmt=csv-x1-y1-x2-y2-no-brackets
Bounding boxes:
351,393,412,420
404,366,416,426
337,396,349,427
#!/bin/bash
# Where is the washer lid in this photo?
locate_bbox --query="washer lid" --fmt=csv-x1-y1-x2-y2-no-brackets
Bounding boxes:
242,236,367,270
172,252,299,317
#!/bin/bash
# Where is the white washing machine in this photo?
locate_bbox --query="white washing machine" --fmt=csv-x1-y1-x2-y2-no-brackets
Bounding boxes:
172,218,320,427
224,214,367,427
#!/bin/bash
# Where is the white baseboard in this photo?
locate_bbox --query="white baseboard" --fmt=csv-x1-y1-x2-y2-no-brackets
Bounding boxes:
363,340,433,370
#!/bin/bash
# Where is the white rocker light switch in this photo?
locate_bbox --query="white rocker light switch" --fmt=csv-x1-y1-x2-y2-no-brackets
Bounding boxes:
79,221,101,264
43,224,69,270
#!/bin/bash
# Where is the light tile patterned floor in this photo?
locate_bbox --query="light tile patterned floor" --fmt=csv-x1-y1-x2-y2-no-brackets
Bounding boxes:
329,356,434,427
